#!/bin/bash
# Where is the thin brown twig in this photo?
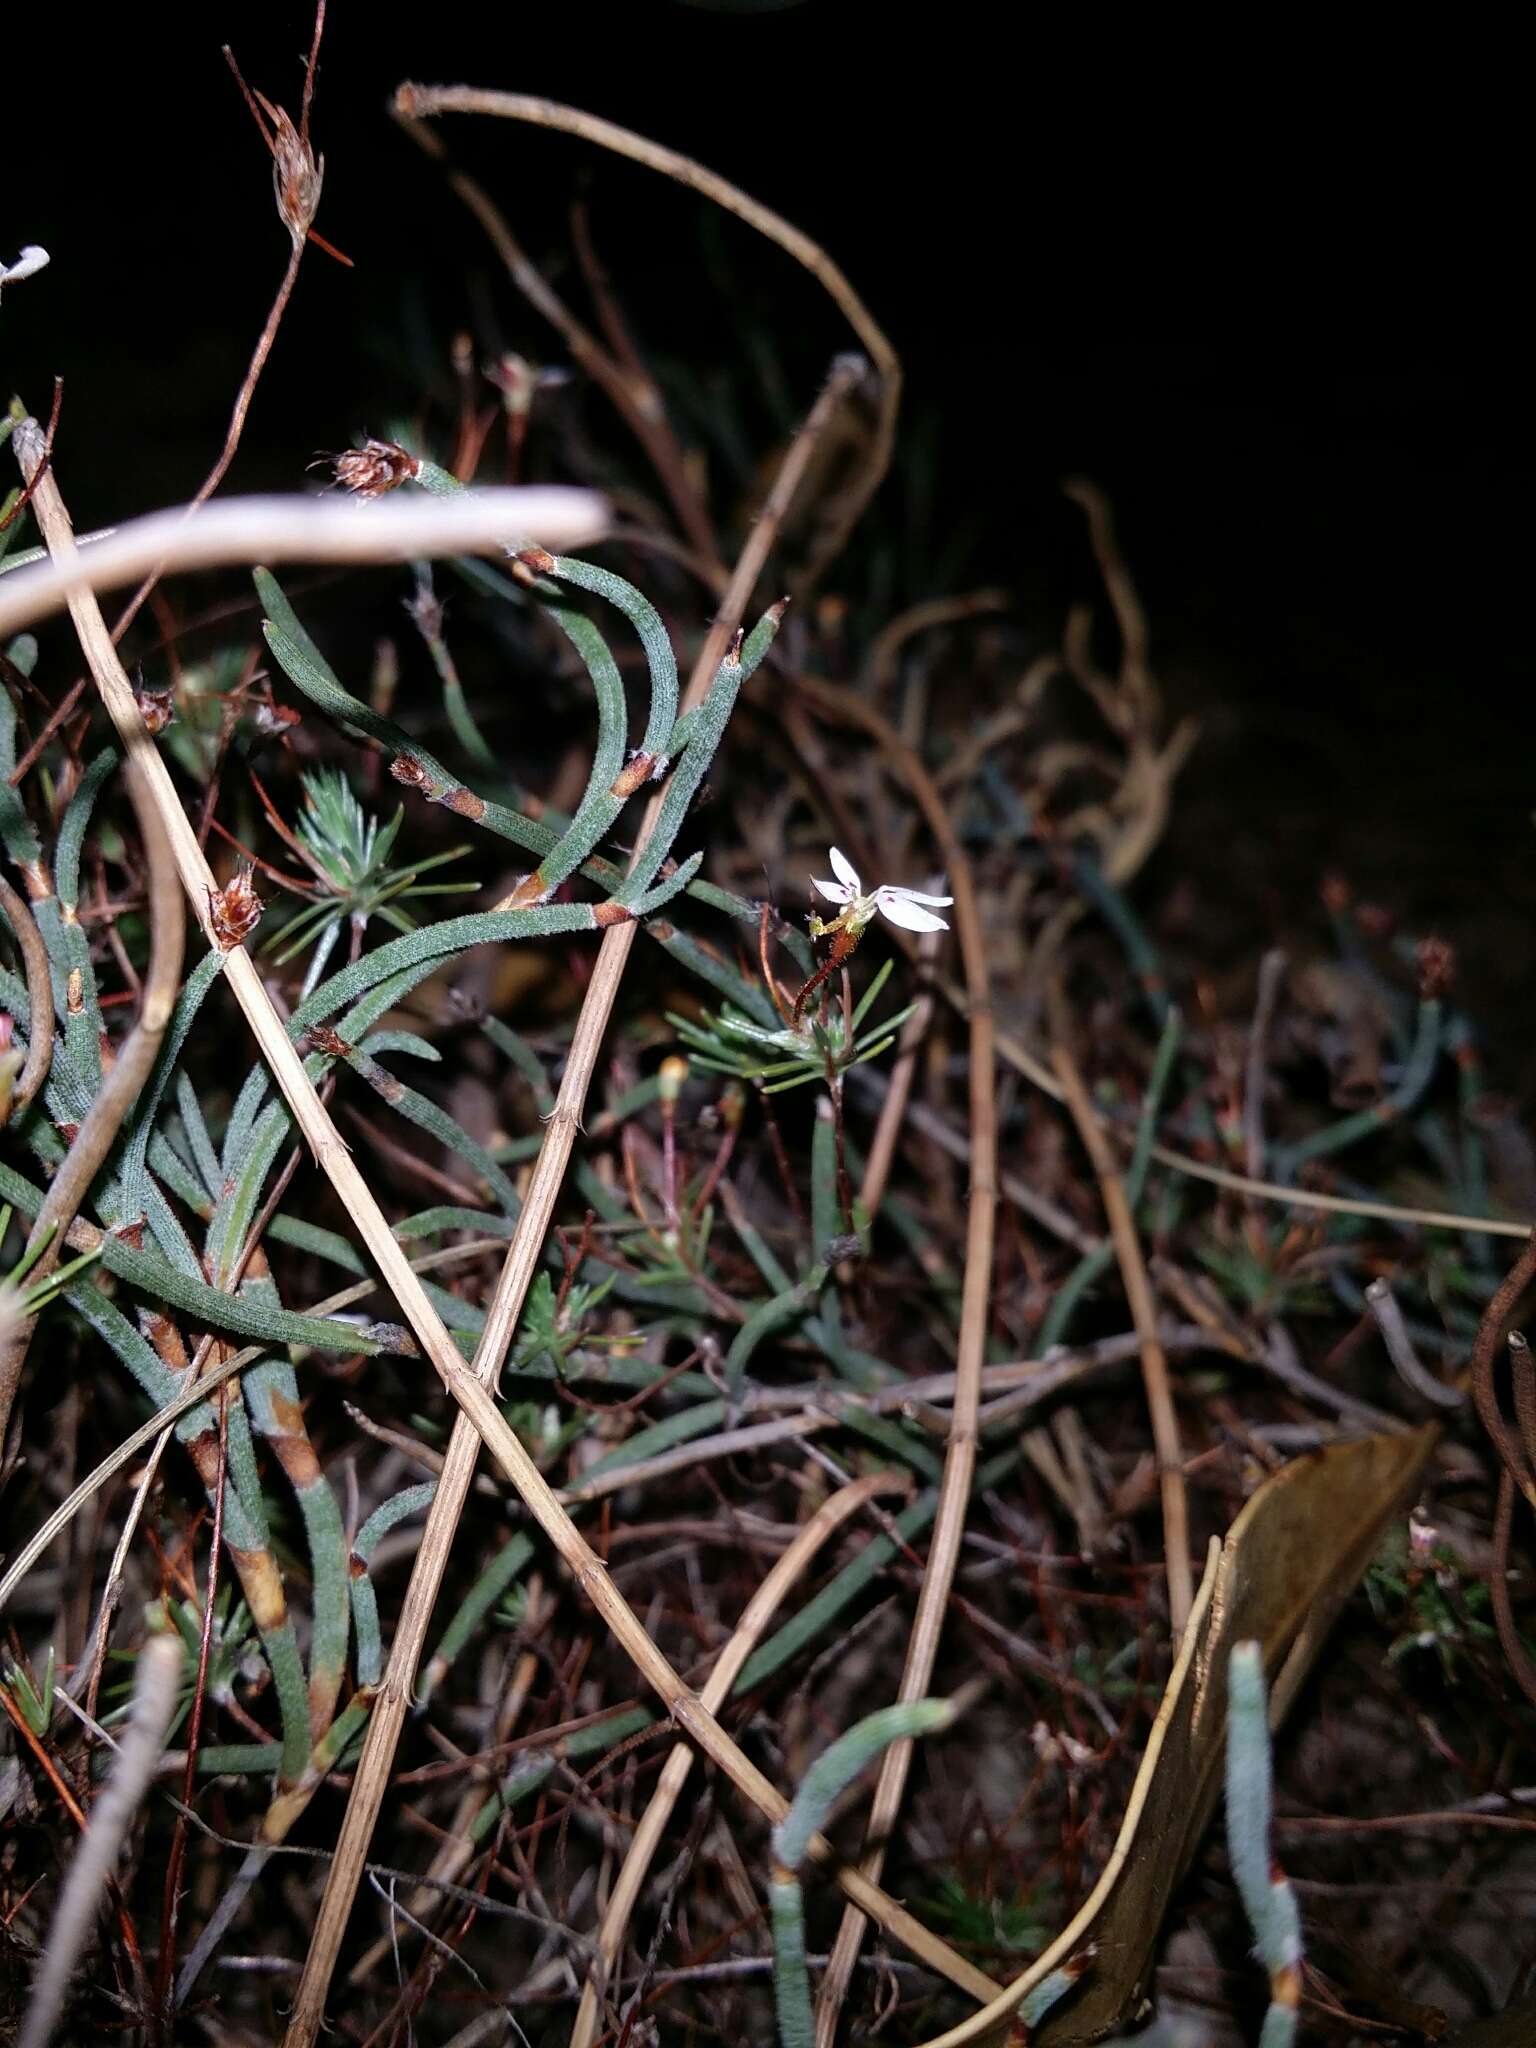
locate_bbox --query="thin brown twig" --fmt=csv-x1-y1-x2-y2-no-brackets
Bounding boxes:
110,241,305,651
280,356,999,2041
1469,1231,1536,1508
1048,987,1192,1637
5,7,345,816
392,98,725,583
783,668,997,2045
857,923,942,1221
393,82,900,586
1243,948,1288,1182
859,589,1012,695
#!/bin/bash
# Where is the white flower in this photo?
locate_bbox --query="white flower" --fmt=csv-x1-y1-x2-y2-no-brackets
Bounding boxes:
0,246,50,291
810,845,952,936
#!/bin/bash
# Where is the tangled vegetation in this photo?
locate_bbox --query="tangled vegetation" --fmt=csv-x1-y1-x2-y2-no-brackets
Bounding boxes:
1,18,1532,2048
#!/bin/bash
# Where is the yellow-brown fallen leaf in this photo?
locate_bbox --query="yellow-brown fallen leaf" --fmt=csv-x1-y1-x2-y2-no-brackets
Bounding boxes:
914,1424,1438,2048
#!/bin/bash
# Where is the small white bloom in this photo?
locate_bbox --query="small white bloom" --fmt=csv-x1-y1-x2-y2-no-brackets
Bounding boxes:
809,845,952,936
0,245,50,290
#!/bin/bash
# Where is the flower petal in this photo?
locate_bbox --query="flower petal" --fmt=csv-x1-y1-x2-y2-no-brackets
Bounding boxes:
812,875,853,906
882,884,954,909
876,890,950,933
828,845,861,893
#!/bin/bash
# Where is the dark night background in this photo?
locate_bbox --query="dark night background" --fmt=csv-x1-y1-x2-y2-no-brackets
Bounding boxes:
5,5,1529,1075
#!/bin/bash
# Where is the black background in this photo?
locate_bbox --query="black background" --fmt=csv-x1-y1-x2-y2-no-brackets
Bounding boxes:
4,5,1529,1072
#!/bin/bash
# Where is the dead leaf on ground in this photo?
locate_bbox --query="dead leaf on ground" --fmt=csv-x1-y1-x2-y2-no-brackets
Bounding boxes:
912,1424,1439,2048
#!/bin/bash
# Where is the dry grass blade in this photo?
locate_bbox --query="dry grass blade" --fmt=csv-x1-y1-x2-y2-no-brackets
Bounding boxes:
1048,986,1193,1635
0,483,606,643
393,82,900,584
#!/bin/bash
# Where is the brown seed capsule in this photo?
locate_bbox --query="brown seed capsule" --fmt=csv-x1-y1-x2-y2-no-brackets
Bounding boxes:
206,866,263,951
261,96,323,246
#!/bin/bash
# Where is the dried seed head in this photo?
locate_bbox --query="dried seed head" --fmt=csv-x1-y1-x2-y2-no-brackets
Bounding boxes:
133,680,176,734
260,94,323,245
332,438,420,498
206,866,263,951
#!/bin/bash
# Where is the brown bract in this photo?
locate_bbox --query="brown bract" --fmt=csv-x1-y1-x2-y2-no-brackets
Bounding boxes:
207,866,264,951
331,439,421,498
260,94,323,247
133,682,176,734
